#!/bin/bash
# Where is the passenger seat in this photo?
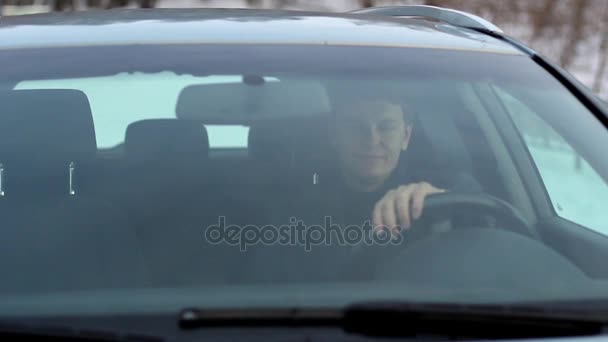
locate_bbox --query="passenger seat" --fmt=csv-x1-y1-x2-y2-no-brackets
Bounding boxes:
123,119,209,221
246,115,336,222
0,89,149,293
123,119,248,286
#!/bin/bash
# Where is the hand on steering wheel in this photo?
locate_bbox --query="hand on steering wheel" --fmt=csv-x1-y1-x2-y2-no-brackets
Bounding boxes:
371,182,446,240
389,191,538,244
343,190,537,281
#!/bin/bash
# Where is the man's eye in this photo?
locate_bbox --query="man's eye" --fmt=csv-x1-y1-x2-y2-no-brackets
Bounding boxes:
378,121,397,132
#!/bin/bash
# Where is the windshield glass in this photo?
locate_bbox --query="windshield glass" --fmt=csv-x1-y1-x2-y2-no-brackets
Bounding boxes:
2,44,608,316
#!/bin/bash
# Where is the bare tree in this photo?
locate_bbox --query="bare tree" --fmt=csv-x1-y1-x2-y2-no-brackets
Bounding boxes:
246,0,262,7
138,0,155,8
360,0,374,8
274,0,296,9
49,0,157,10
560,0,590,69
530,0,555,42
52,0,74,11
105,0,127,8
86,0,101,7
593,1,608,94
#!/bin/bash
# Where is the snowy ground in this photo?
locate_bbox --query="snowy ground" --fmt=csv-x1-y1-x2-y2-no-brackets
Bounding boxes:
527,144,608,235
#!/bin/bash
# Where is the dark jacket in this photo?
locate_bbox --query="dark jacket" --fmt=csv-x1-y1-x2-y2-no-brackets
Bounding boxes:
294,158,483,228
239,154,484,284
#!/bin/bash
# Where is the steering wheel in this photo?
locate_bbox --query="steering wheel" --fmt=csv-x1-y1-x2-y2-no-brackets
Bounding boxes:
399,192,538,243
341,192,538,280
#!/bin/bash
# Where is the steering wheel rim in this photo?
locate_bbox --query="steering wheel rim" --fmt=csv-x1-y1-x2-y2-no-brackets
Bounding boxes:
342,192,538,280
400,192,538,242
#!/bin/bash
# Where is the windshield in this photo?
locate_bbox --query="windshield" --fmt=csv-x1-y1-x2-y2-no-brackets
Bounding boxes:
2,44,608,316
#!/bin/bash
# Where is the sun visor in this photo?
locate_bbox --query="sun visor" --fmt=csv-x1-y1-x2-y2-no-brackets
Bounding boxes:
176,76,331,123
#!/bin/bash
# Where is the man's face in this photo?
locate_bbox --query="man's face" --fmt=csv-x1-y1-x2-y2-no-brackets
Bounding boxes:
332,99,412,190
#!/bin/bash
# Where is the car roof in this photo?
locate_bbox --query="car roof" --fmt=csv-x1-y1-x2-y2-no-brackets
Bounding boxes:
0,8,523,55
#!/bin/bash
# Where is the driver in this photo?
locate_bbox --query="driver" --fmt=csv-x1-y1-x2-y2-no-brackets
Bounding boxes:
236,94,482,283
322,94,481,238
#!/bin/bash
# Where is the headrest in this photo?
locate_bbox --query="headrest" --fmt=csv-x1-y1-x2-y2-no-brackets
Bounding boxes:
402,100,473,176
247,116,336,188
0,89,97,165
125,119,209,164
247,116,330,163
247,120,293,162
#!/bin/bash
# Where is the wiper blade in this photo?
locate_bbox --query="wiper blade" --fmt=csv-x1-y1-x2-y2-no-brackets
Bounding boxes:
178,307,342,329
179,302,607,339
344,301,606,339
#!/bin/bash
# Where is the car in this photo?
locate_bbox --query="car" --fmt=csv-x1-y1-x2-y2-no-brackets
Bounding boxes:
1,4,608,341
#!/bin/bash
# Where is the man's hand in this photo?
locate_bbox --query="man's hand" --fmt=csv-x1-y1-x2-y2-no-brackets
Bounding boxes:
372,182,445,238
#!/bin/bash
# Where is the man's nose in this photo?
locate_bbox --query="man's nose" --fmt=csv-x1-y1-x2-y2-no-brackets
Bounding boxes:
361,124,381,146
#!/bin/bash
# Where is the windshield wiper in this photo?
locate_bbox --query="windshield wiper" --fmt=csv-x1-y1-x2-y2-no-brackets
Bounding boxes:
344,301,606,339
179,307,342,329
178,301,607,339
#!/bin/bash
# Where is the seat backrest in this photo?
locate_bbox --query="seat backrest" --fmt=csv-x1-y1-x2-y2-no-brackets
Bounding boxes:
124,118,209,184
248,120,293,163
125,119,209,166
124,119,249,286
123,119,210,214
403,93,474,176
0,89,97,199
245,116,336,224
0,89,149,292
247,115,333,181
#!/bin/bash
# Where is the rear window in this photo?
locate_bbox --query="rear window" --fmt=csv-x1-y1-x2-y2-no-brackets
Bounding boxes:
16,74,256,149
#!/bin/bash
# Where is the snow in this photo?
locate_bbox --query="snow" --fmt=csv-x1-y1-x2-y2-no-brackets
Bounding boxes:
527,143,608,235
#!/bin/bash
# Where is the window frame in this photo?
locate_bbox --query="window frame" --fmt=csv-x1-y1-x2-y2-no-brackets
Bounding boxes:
491,84,608,236
475,80,608,243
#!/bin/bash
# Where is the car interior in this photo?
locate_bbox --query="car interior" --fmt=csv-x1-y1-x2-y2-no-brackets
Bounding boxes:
1,73,608,295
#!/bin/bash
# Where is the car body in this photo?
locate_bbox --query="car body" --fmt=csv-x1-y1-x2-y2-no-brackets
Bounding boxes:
1,5,608,341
